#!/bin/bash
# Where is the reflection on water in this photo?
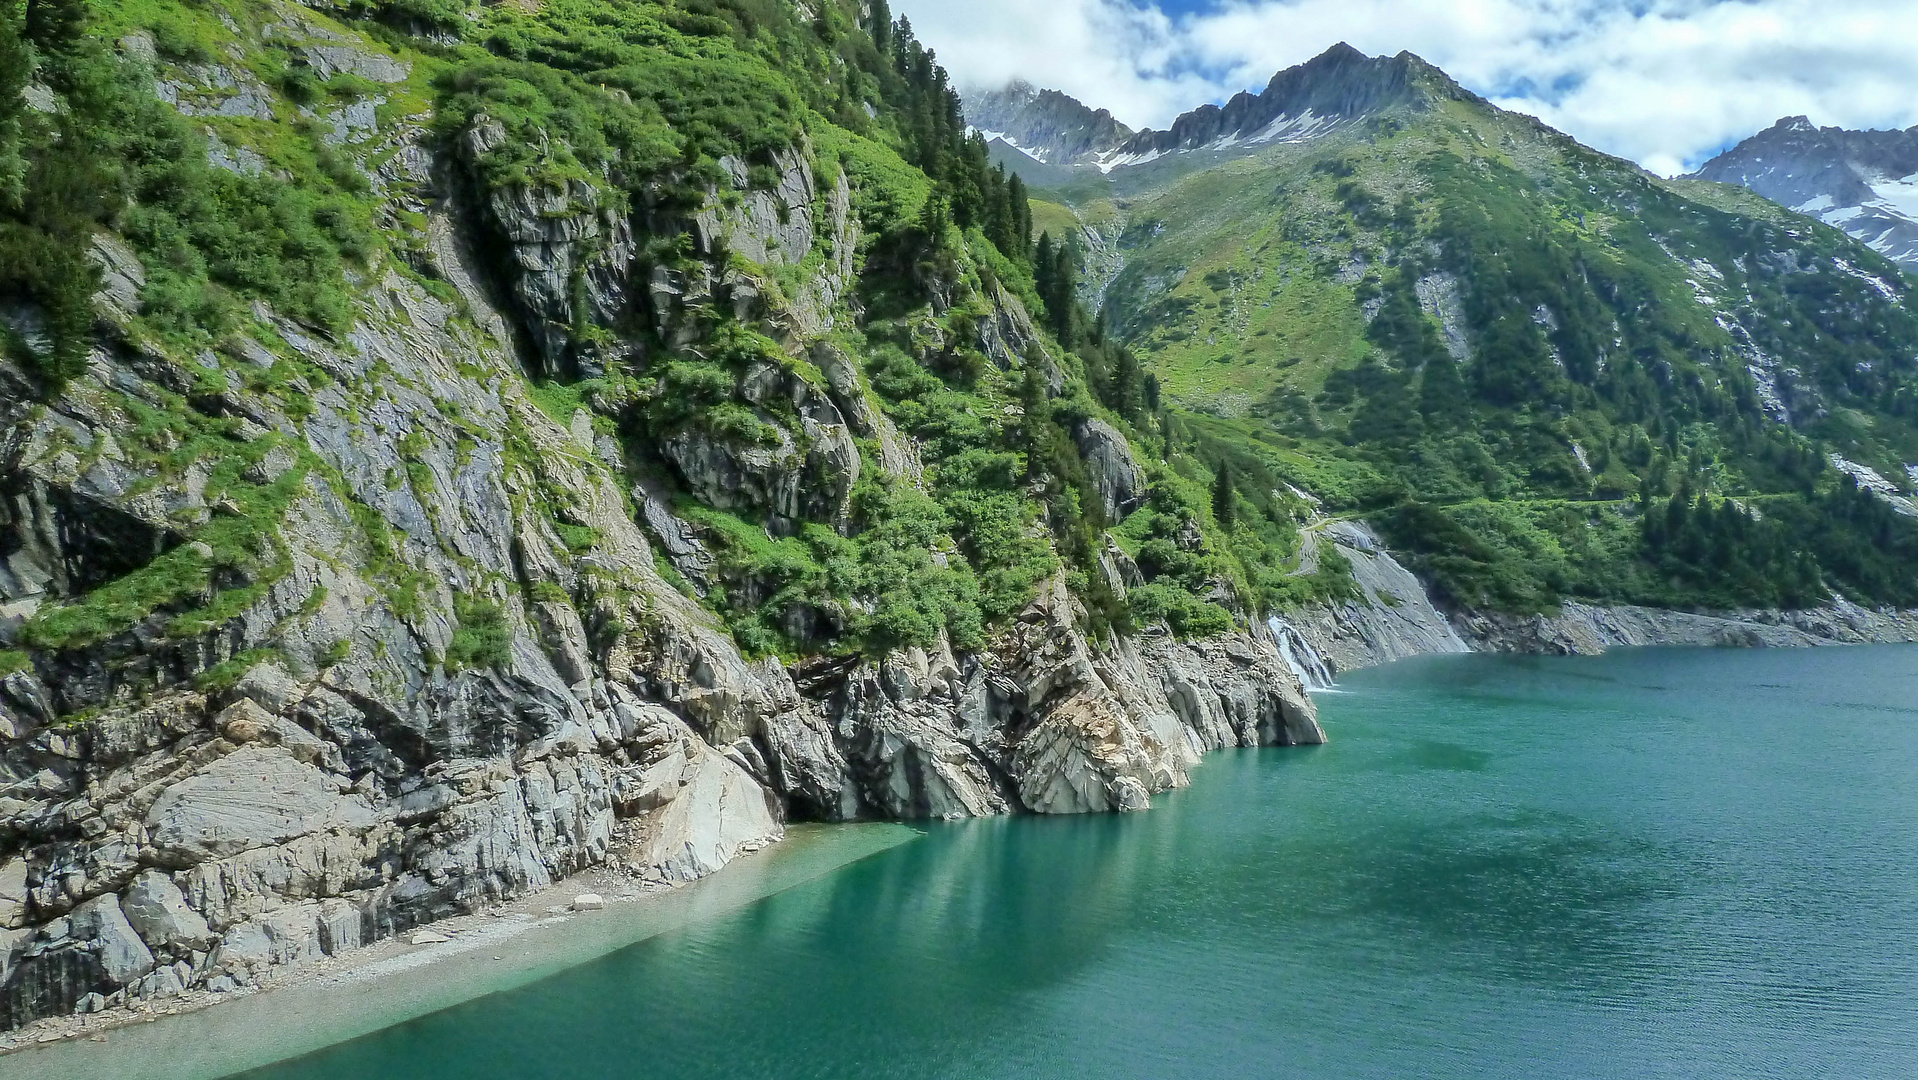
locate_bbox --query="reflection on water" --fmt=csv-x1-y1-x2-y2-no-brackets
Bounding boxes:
239,645,1918,1080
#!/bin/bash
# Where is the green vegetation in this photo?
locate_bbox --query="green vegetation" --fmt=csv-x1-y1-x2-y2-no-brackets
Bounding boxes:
0,2,372,384
446,594,511,671
1079,77,1918,616
47,0,1903,717
19,386,313,650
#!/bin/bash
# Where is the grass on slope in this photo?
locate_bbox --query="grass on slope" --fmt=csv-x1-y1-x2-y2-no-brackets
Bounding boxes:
1080,91,1918,614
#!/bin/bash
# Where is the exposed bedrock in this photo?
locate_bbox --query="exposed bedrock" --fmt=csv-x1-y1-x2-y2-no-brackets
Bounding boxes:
0,99,1319,1031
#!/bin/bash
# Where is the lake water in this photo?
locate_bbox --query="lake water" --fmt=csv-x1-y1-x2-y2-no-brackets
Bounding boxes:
236,646,1918,1079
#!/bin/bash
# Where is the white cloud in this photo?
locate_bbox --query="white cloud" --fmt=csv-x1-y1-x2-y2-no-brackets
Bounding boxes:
895,0,1918,174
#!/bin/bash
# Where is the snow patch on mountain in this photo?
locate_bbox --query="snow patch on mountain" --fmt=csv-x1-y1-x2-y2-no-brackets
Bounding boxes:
973,129,1049,165
1871,174,1918,219
1693,117,1918,272
1832,257,1900,300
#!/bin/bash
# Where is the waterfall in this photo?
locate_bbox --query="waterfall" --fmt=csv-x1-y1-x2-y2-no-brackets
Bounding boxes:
1268,616,1337,692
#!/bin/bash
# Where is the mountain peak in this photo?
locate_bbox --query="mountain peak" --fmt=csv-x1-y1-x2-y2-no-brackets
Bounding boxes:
1105,44,1467,167
963,82,1134,166
1692,117,1918,269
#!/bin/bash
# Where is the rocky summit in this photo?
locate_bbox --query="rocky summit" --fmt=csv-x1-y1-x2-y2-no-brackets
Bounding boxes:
0,0,1319,1031
1104,43,1450,169
963,80,1134,168
1691,116,1918,272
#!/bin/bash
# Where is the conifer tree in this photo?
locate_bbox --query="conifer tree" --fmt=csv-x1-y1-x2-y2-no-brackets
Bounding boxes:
24,0,85,55
1212,461,1235,530
1021,361,1051,482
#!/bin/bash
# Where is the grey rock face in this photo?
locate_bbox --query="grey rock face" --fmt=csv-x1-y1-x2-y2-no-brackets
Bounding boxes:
660,363,861,533
695,150,816,268
1073,418,1145,522
1284,520,1918,678
146,746,377,863
120,871,216,954
301,45,410,84
962,81,1135,166
1285,521,1472,675
68,894,154,987
0,24,1325,1034
1110,44,1470,164
760,575,1321,822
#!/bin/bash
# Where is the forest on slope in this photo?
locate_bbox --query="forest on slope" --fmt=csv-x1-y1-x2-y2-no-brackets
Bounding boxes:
1021,48,1918,617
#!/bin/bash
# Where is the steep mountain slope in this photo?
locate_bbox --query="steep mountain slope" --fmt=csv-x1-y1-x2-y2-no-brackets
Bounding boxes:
1692,117,1918,272
1032,46,1918,622
0,0,1319,1030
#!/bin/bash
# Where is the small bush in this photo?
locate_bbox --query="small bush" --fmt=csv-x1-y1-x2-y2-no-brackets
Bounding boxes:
446,595,513,671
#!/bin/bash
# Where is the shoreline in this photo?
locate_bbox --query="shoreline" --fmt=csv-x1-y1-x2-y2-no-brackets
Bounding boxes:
1284,522,1918,677
0,822,922,1080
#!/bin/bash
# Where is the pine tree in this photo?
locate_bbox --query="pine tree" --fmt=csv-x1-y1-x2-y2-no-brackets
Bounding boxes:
1007,173,1030,255
1111,346,1142,421
24,0,85,55
1212,461,1235,530
1021,362,1051,482
0,8,29,207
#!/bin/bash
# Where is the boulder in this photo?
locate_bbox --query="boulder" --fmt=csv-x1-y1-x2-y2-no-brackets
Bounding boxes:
570,894,604,911
67,895,154,988
226,661,303,715
120,871,216,953
1074,418,1145,522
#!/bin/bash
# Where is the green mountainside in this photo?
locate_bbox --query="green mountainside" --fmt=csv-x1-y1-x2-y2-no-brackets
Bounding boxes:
0,3,1337,1027
0,0,1212,661
1034,48,1918,615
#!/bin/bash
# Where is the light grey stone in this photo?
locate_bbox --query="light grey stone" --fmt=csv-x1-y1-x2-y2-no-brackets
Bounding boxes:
226,663,303,715
146,746,375,861
0,859,26,929
301,45,410,84
121,871,217,953
68,895,155,988
1073,418,1145,522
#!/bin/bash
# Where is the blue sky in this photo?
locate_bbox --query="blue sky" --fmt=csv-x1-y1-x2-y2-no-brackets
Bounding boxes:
895,0,1918,175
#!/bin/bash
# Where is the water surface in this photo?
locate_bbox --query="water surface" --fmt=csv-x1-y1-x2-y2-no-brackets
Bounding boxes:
227,646,1918,1077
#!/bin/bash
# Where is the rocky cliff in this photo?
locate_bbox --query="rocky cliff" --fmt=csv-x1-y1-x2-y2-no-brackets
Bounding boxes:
962,81,1133,167
0,1,1318,1031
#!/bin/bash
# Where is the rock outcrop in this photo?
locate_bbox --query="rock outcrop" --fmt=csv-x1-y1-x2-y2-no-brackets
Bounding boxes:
760,577,1321,822
1285,521,1471,674
0,12,1322,1034
1282,521,1918,680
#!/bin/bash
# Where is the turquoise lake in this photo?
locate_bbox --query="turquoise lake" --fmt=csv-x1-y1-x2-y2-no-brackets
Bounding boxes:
234,645,1918,1079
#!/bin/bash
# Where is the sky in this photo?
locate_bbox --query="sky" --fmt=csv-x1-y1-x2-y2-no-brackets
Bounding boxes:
892,0,1918,176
